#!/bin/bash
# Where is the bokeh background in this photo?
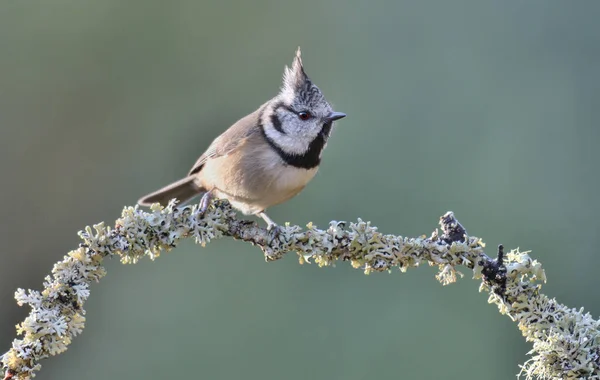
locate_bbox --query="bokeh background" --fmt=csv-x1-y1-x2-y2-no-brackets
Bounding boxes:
1,1,599,379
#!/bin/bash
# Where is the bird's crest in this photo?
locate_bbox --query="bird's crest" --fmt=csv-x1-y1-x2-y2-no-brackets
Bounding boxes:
281,47,309,93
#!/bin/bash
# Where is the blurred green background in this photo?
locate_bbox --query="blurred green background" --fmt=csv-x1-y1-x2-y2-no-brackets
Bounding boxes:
1,0,599,379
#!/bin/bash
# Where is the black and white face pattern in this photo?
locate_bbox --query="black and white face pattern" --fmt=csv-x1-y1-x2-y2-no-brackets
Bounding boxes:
260,49,339,169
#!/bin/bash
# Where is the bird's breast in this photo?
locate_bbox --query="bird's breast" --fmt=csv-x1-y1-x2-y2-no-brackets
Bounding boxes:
198,144,318,213
258,147,318,197
272,163,318,193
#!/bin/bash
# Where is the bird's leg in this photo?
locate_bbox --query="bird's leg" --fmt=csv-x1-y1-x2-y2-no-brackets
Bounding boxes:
198,189,215,215
257,211,283,244
257,211,278,230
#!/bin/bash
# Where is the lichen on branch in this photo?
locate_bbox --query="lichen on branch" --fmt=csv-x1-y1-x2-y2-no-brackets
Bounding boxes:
1,201,598,379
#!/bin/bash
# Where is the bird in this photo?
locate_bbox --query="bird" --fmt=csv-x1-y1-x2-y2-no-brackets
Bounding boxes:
137,47,346,230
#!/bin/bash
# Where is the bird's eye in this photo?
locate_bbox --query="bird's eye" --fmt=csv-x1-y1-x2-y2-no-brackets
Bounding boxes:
298,111,311,121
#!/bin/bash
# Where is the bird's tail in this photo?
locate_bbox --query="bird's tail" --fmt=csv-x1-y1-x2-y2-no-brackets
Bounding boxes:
138,176,204,207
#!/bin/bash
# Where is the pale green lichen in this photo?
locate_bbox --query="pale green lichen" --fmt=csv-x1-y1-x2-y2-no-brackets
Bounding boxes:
1,203,598,379
481,249,600,379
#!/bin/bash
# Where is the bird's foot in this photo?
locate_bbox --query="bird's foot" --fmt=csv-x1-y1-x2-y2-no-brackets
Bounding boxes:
266,223,282,244
258,211,282,244
198,189,215,216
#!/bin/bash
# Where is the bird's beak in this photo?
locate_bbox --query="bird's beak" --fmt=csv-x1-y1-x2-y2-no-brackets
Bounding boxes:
326,112,347,122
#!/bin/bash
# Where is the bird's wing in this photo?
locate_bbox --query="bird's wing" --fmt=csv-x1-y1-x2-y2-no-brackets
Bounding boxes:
188,110,261,175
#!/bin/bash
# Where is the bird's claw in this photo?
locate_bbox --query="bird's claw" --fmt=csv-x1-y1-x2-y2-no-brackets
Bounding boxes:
266,223,282,244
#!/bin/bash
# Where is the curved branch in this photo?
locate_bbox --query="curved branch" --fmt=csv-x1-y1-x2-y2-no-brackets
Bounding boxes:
1,200,598,379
